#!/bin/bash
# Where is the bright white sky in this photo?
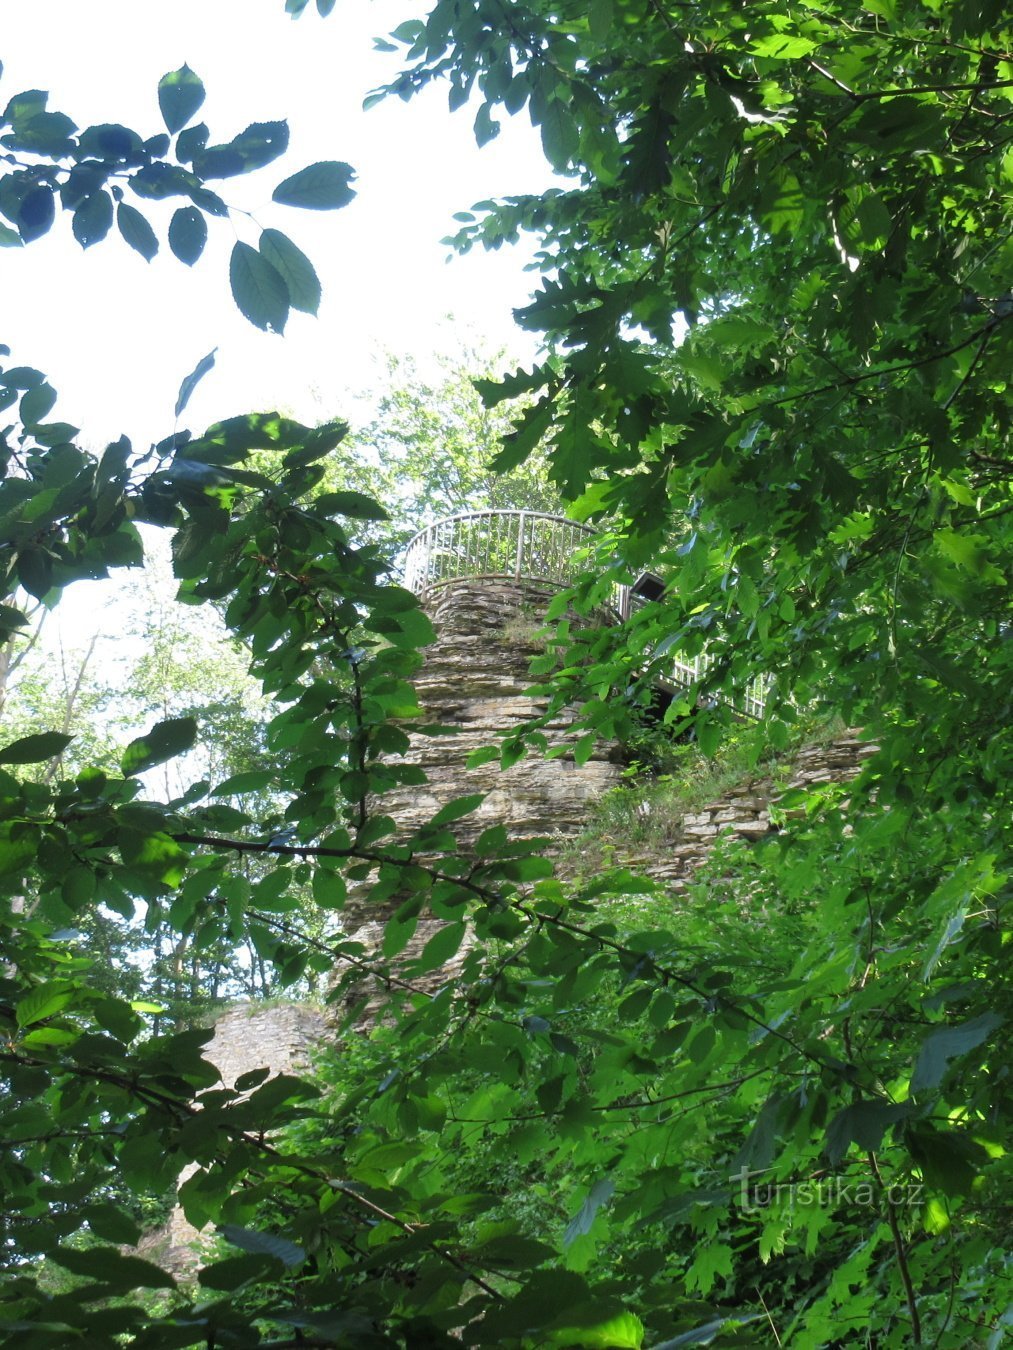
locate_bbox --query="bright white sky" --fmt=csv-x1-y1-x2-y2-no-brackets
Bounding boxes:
3,0,559,679
3,0,554,449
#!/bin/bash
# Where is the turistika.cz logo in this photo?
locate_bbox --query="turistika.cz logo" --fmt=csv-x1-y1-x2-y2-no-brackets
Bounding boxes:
733,1166,923,1213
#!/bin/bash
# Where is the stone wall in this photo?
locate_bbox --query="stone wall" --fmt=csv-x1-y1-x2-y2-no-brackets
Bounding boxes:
586,732,877,893
374,577,621,845
341,577,622,939
140,1002,325,1278
335,576,625,1016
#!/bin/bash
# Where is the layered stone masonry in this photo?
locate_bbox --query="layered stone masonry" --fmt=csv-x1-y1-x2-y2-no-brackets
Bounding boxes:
601,733,878,892
337,576,625,1016
360,577,621,857
139,1002,325,1278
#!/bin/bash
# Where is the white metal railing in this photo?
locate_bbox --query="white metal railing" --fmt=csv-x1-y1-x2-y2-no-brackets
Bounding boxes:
402,510,767,719
623,593,769,721
403,510,599,595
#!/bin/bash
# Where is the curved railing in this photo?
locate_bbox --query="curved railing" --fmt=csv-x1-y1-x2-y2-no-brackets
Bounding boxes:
403,510,767,718
403,510,600,596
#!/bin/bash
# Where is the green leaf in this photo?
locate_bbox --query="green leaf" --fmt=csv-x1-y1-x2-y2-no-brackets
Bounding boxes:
750,33,818,58
539,99,579,170
564,1178,614,1247
16,548,53,600
199,1252,279,1290
272,161,356,209
407,921,466,974
430,793,485,826
158,64,206,134
72,191,113,248
315,489,388,520
910,1013,1003,1095
121,715,198,776
219,1225,305,1268
230,240,289,333
212,770,274,796
175,348,217,418
19,383,57,426
117,202,158,260
0,731,72,764
82,1204,142,1246
259,228,321,315
17,185,55,242
825,1101,909,1165
16,983,74,1026
168,205,208,265
474,1234,556,1269
545,1312,644,1349
49,1246,176,1290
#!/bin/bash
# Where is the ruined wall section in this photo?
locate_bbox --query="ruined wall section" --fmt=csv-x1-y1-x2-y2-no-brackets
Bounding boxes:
140,1002,325,1278
336,577,623,1014
379,577,620,843
580,732,878,894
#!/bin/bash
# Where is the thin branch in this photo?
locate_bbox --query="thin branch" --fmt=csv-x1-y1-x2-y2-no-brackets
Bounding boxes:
765,318,1007,412
808,69,1013,101
868,1150,922,1344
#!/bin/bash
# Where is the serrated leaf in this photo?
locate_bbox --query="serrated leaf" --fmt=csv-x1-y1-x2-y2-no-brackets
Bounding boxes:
16,548,53,601
407,921,466,974
17,185,55,242
72,191,113,248
430,793,485,826
212,770,274,796
0,731,72,764
539,99,579,170
315,489,388,520
16,983,74,1026
117,202,158,260
230,241,288,333
259,228,321,314
219,1224,305,1268
545,1311,644,1349
825,1100,908,1165
158,64,205,134
121,716,197,776
49,1246,176,1290
910,1013,1003,1094
168,205,207,264
564,1178,615,1247
19,383,57,426
272,160,356,210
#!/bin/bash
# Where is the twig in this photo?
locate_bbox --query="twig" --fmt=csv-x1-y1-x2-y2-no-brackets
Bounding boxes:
868,1150,922,1344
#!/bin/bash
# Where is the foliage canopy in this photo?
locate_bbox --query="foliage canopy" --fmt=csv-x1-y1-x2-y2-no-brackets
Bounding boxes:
0,2,1010,1348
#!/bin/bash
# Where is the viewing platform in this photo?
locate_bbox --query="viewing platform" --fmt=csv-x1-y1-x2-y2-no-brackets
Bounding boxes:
403,509,767,720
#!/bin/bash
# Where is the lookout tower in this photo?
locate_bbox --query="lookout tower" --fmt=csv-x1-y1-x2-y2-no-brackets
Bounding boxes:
377,509,624,848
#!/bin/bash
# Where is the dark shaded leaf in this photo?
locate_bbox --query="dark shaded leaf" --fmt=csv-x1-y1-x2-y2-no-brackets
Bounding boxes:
116,202,158,260
158,64,205,134
168,205,208,265
272,161,356,209
910,1013,1003,1094
229,241,289,333
0,731,72,765
121,716,198,776
219,1225,305,1268
72,191,113,248
175,348,217,418
259,228,321,314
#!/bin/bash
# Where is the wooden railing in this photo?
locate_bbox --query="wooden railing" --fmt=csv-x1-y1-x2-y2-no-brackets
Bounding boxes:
403,510,767,718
